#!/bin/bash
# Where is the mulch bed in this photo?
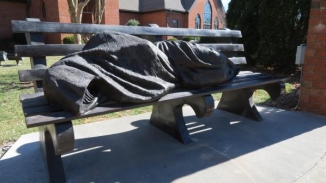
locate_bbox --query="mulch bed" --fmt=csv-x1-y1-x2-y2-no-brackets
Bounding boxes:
0,141,15,158
259,70,301,111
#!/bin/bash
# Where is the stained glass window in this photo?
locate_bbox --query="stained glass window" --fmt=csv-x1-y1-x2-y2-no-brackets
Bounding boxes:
203,1,212,29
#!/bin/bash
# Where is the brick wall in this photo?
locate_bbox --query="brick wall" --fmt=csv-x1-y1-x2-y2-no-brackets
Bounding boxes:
0,2,26,39
44,0,64,44
32,0,119,44
120,0,224,29
299,0,326,116
29,0,44,21
120,11,187,28
103,0,120,25
31,0,120,44
140,11,168,27
0,0,226,43
57,0,70,23
120,12,141,25
0,0,61,44
165,11,187,28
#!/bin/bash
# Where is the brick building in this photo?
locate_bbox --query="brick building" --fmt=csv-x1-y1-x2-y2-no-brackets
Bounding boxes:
0,0,225,44
299,0,326,116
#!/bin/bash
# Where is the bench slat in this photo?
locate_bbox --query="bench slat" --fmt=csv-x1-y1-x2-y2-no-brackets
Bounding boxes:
228,57,246,65
18,69,46,82
11,20,242,38
20,91,45,101
20,94,49,109
15,44,244,57
22,76,286,127
23,105,63,117
21,74,282,119
15,45,84,57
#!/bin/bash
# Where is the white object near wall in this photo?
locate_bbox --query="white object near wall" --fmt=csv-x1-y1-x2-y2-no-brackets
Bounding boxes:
295,44,306,65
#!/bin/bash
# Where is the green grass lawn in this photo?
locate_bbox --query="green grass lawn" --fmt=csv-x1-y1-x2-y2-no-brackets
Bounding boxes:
0,57,293,144
0,57,154,144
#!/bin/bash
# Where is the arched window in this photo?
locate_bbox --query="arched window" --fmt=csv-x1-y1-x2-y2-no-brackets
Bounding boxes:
195,14,201,29
214,17,219,29
203,1,212,29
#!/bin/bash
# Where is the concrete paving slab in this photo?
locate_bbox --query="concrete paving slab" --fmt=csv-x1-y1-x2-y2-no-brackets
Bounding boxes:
1,105,326,183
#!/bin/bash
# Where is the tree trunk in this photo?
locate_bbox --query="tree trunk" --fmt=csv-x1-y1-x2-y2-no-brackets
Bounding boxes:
81,0,106,43
94,0,106,24
67,0,90,44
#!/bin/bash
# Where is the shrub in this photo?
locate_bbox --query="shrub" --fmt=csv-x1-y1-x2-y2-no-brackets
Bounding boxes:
181,37,193,42
63,36,74,44
168,37,178,41
226,0,311,72
125,19,140,26
182,36,200,42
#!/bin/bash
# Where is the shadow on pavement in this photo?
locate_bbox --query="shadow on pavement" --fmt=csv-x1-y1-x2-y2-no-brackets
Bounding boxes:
1,107,326,182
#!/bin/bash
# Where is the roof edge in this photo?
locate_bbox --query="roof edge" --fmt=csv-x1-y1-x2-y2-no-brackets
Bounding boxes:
187,0,199,12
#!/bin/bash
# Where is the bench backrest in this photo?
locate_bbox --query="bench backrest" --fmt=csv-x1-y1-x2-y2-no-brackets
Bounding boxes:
12,18,245,93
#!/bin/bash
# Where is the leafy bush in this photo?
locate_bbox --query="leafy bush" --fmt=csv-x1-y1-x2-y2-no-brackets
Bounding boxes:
182,36,199,42
125,19,140,26
63,36,74,44
168,37,178,41
226,0,311,72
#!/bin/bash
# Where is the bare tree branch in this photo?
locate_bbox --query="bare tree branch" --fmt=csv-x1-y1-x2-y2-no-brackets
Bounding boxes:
77,0,90,9
67,0,106,44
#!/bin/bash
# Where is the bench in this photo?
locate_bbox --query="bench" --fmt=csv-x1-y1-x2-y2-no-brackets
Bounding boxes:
7,52,24,65
12,18,287,183
0,51,24,65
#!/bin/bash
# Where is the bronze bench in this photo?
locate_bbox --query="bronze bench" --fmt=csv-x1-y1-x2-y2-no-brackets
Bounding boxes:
12,18,287,183
0,51,24,65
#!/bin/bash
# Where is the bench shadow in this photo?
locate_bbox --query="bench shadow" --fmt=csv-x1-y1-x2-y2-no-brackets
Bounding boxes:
0,82,33,92
0,64,19,67
1,107,326,182
0,74,33,92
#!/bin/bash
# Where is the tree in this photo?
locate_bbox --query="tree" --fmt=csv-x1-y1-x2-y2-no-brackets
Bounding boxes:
226,0,311,72
94,0,106,25
226,0,260,66
67,0,106,44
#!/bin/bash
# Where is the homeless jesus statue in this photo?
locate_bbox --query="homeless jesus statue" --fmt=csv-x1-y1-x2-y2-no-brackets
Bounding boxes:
43,31,239,115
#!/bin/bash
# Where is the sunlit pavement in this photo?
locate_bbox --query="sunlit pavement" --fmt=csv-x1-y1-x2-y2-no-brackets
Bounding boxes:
1,104,326,183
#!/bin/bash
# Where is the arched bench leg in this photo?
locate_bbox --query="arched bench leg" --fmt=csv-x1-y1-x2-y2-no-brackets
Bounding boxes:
217,82,285,121
150,95,214,144
39,121,74,183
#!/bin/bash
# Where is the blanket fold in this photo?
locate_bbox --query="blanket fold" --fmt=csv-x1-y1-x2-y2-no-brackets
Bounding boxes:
43,31,238,115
